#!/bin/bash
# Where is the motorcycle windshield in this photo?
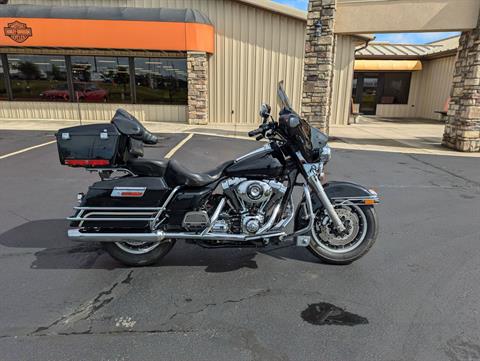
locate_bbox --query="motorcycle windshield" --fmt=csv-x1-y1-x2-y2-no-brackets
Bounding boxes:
277,81,328,162
277,81,292,111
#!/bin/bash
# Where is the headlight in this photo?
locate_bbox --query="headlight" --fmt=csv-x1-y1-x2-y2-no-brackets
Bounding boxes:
320,145,331,164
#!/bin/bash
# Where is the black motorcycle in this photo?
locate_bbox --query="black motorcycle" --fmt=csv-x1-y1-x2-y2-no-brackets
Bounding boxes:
57,82,379,266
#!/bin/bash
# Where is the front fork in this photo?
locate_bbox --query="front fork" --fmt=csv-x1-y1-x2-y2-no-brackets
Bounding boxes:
304,164,346,232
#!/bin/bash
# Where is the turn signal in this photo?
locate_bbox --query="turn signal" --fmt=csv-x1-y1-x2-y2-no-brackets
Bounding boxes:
363,199,375,205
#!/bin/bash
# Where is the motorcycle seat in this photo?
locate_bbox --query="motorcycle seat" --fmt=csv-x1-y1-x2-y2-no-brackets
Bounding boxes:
127,158,169,177
165,159,234,187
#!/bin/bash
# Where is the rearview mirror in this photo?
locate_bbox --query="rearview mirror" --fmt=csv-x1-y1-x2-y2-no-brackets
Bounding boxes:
259,103,271,119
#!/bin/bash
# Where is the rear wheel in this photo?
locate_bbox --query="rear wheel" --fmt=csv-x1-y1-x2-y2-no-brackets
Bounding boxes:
103,239,175,267
307,205,378,265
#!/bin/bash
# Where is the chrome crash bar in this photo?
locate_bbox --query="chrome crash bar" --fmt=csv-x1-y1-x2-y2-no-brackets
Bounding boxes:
68,184,316,244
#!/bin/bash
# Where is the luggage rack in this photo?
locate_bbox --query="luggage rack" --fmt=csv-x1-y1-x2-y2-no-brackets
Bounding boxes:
67,208,159,222
86,167,137,180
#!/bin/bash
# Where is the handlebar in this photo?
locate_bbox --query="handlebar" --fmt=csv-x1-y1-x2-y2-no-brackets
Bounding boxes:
248,122,274,139
248,128,264,137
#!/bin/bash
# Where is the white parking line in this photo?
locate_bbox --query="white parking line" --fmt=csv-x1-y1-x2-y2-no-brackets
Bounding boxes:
164,133,194,159
0,140,57,160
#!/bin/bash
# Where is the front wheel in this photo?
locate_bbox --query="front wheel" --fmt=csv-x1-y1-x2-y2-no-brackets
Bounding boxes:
103,239,175,267
307,205,378,265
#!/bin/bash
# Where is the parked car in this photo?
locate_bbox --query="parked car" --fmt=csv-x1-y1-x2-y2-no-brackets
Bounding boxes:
40,82,108,102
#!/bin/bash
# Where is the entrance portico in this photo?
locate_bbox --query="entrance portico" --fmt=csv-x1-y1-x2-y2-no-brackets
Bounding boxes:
303,0,480,152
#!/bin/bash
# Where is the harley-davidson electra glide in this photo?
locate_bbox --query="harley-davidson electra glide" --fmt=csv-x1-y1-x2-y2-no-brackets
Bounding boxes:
58,82,379,266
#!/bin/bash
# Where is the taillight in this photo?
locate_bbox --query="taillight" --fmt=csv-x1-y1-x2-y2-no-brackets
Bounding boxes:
65,159,110,167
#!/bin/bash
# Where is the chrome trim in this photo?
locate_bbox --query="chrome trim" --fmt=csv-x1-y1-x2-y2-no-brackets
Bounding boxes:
293,184,315,237
68,228,287,243
70,217,154,222
87,168,136,176
70,211,155,223
273,197,295,230
256,203,281,234
234,144,271,163
304,162,346,232
150,186,181,230
69,229,165,243
331,196,380,204
201,198,226,235
74,206,162,211
111,187,146,198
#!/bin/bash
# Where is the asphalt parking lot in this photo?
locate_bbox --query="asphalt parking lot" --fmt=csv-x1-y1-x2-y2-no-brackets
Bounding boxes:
0,129,480,361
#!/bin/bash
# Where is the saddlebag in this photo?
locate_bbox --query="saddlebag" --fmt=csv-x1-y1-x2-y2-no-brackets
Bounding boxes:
70,177,170,230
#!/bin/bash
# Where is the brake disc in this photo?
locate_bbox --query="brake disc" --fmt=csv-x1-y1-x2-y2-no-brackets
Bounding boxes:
317,207,360,246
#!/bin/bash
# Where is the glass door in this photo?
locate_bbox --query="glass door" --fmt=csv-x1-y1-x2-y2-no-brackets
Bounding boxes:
359,76,379,115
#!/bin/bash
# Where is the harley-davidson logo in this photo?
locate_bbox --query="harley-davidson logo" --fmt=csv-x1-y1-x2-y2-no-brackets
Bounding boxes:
4,21,32,43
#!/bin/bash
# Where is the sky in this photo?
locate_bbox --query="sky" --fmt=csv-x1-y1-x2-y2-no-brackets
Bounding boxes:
272,0,460,44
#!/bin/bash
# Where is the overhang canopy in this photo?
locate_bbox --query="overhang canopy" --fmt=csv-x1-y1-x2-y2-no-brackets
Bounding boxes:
354,60,423,72
0,5,214,53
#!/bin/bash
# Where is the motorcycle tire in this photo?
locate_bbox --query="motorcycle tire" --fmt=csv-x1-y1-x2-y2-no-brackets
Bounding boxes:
307,205,378,265
103,239,176,267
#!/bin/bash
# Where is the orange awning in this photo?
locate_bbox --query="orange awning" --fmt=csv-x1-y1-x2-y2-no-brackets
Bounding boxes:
0,5,215,53
354,60,422,71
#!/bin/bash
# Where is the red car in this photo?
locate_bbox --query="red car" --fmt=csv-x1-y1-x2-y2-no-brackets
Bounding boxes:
40,83,108,102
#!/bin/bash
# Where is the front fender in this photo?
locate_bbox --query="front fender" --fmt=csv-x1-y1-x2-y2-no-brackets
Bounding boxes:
294,181,379,231
324,181,379,203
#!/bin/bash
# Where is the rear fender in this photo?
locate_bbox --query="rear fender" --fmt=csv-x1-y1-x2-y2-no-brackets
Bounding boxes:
294,181,379,231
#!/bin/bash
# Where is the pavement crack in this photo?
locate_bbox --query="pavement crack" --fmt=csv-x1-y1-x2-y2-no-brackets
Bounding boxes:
29,270,134,336
166,289,271,324
0,328,195,339
223,289,271,304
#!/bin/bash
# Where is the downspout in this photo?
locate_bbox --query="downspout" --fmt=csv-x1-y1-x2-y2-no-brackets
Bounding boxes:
355,36,375,54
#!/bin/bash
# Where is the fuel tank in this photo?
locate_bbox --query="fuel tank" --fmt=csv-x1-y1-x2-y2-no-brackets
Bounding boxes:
224,144,285,178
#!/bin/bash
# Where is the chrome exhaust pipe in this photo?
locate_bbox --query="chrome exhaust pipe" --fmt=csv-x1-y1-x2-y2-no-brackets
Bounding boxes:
68,229,166,243
68,228,286,243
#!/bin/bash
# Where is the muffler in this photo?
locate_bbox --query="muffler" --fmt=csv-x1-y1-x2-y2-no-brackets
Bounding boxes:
68,229,285,243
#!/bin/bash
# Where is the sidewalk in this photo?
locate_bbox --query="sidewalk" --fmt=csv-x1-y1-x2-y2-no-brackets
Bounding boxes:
330,116,480,157
1,116,479,157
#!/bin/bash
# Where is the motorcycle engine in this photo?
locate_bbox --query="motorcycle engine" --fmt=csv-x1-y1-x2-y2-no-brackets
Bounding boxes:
221,178,286,234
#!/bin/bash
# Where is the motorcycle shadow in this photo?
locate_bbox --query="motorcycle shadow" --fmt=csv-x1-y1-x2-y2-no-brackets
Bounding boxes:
0,219,117,270
0,219,319,271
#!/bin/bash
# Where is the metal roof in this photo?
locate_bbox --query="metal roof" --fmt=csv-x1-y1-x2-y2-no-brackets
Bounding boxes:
356,41,458,59
0,4,212,25
237,0,307,21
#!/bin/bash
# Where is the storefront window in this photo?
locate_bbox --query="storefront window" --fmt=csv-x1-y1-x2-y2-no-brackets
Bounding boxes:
8,55,68,101
71,56,130,103
0,60,7,100
381,72,411,104
134,57,187,105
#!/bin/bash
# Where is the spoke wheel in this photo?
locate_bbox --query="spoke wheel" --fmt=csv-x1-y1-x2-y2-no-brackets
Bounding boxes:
115,241,162,255
103,239,176,267
312,205,368,254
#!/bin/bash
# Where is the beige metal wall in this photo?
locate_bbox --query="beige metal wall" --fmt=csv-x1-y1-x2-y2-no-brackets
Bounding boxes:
0,101,187,122
331,35,357,125
415,55,456,120
336,0,480,34
13,0,307,125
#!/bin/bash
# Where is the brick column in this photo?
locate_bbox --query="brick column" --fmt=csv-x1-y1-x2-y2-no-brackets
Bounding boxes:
187,52,209,125
443,12,480,152
302,0,336,133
